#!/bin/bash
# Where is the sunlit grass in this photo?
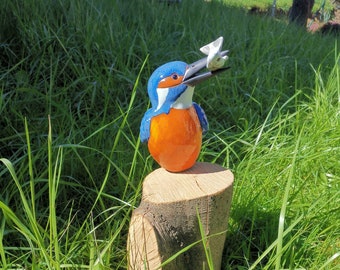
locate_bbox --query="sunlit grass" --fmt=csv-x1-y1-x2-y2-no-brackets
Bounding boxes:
1,0,339,269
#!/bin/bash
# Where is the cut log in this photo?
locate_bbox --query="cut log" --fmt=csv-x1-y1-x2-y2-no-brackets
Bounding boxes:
127,162,234,270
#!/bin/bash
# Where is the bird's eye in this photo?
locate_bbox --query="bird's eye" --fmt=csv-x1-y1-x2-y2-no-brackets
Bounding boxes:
158,73,183,88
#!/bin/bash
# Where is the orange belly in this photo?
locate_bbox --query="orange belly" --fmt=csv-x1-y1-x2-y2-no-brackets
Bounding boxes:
148,106,202,172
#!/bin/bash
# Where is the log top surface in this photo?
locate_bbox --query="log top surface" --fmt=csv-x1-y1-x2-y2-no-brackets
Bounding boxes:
142,162,234,203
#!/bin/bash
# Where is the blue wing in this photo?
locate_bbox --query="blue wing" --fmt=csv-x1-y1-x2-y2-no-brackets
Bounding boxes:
140,105,172,143
140,108,153,143
193,102,209,134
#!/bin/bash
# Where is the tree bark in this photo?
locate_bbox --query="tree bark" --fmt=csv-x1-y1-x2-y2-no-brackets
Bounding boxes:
289,0,315,26
127,162,234,270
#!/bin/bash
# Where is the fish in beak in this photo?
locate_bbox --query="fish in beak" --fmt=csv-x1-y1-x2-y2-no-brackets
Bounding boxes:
182,37,230,86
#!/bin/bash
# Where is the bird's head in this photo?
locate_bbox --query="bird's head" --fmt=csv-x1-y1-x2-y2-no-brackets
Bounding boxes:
147,53,229,115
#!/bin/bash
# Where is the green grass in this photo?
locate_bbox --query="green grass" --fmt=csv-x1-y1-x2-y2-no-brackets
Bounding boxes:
222,0,292,10
1,0,339,269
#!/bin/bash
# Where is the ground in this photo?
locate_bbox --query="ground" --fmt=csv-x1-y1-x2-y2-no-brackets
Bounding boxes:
308,8,340,33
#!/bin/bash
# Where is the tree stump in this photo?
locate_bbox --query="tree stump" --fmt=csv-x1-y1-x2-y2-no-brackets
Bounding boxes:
127,162,234,270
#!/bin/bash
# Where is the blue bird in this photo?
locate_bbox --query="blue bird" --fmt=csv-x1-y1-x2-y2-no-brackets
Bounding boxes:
140,52,229,172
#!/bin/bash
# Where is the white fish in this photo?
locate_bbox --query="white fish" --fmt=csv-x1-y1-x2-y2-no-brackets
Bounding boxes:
200,36,228,71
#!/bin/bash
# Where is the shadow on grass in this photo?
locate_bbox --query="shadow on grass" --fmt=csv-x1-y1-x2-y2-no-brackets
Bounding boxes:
222,204,279,269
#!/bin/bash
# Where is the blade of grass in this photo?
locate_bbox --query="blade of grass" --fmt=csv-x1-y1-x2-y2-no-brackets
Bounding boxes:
24,117,36,221
48,115,63,270
0,158,51,267
319,251,340,270
0,209,7,268
196,208,214,270
275,124,304,269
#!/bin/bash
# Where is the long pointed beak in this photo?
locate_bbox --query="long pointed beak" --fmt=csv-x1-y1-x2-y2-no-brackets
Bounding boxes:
182,50,230,86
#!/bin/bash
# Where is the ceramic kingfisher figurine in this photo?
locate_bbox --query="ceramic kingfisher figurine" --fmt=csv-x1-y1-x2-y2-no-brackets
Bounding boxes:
140,37,230,172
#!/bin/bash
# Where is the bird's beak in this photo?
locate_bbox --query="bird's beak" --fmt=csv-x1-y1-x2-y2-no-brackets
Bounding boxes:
182,50,230,86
